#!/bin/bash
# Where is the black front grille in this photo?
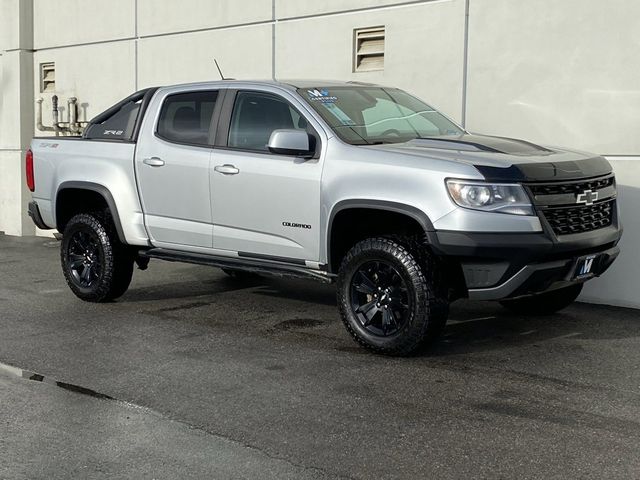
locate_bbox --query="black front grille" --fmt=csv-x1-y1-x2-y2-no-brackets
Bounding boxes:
542,199,615,236
529,176,614,196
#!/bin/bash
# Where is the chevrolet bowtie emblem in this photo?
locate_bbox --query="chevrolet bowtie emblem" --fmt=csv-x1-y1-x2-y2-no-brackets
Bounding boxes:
576,189,598,206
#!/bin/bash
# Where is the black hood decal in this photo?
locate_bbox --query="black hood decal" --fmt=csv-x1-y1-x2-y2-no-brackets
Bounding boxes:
409,134,611,182
475,157,612,182
409,134,554,156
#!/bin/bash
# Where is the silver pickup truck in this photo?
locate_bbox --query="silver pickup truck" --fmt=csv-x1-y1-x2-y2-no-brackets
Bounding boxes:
27,80,622,355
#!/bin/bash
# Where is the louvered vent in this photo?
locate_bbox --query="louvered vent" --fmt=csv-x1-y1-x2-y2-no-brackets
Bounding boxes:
40,62,55,93
354,27,385,72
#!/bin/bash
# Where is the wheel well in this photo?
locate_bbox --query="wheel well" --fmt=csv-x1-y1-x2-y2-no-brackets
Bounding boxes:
329,208,426,273
328,207,467,300
56,188,111,235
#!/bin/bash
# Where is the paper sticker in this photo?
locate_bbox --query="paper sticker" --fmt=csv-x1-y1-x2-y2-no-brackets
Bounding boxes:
307,89,338,103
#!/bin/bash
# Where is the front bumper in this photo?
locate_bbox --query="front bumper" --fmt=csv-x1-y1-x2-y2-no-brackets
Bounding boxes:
431,224,622,300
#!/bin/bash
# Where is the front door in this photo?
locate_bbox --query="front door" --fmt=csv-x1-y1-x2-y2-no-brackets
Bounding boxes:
211,90,323,262
135,89,220,249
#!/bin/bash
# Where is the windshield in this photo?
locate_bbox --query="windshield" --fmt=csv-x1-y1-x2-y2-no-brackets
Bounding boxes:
298,86,464,145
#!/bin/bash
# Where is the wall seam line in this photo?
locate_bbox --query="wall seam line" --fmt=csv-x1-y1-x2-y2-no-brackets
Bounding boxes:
28,0,451,52
461,0,470,127
271,0,276,80
134,0,139,90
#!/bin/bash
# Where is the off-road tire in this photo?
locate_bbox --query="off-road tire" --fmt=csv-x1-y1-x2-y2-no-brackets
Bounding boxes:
499,283,583,315
337,237,449,356
60,212,134,302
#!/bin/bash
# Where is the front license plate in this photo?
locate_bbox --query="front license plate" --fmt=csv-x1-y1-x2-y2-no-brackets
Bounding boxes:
573,254,598,280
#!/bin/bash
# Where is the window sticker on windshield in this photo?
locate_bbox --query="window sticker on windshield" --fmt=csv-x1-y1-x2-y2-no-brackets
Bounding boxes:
323,103,356,125
307,89,338,103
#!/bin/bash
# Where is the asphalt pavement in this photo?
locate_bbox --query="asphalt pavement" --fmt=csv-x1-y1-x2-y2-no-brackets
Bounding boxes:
1,235,640,479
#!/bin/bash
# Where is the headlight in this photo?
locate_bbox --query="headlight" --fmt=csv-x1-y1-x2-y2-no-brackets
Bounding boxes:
446,180,534,216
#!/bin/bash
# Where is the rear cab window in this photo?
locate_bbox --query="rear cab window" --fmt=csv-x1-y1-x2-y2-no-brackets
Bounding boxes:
84,99,142,141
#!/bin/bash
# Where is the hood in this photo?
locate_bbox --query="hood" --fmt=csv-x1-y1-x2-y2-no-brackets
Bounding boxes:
363,134,611,182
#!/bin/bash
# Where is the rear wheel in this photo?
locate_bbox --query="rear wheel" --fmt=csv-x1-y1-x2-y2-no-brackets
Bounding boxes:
337,237,448,356
61,213,134,302
499,283,583,315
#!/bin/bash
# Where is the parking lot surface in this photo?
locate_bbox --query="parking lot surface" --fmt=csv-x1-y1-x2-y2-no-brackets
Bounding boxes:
1,235,640,479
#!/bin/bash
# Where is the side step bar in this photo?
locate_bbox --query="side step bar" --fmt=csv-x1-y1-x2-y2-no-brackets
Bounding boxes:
139,248,335,284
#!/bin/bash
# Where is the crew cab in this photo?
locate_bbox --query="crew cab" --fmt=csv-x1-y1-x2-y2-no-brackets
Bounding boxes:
27,80,622,355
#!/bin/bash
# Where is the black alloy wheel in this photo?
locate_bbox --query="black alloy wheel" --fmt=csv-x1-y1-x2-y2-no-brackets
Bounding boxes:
350,260,410,337
61,212,134,302
66,229,102,289
337,237,449,355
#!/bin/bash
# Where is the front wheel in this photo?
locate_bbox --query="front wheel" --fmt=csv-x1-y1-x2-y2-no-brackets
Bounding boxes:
61,213,134,302
336,237,448,356
499,283,583,315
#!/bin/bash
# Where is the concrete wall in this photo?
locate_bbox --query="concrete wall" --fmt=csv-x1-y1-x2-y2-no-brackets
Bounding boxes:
275,0,465,121
0,0,34,236
582,158,640,308
465,0,640,154
1,0,638,306
137,25,273,88
462,0,640,306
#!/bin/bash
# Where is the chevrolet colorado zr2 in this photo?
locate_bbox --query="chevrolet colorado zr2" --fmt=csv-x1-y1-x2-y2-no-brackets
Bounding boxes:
27,80,622,355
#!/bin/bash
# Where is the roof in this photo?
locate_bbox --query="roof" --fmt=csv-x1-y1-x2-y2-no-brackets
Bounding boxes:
162,79,380,91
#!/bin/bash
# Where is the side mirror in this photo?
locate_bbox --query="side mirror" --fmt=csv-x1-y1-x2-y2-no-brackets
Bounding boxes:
267,129,314,157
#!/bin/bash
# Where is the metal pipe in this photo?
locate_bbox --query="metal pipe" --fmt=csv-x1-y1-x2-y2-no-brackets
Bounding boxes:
35,95,86,135
68,97,79,134
35,98,55,132
51,95,60,136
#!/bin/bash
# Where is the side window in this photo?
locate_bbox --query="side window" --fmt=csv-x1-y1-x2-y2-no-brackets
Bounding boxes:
228,91,307,152
156,91,218,146
84,99,142,140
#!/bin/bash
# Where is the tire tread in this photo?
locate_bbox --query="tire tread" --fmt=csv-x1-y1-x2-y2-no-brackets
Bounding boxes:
336,237,448,356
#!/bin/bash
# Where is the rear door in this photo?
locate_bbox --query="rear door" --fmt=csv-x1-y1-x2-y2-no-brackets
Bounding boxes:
135,88,223,249
210,89,324,262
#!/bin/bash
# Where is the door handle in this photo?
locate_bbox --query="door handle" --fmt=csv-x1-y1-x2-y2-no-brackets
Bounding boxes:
214,164,240,175
143,157,165,167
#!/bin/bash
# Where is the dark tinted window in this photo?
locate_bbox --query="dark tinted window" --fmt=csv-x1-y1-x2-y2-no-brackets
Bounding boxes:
157,91,218,146
228,91,307,151
84,99,141,140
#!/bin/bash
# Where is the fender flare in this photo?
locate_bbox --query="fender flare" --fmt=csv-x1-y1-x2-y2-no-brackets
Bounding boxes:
56,181,127,244
326,199,438,270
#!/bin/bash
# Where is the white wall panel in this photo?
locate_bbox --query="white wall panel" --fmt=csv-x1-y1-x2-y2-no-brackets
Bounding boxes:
465,0,640,155
581,159,640,308
276,0,465,122
0,0,20,50
276,0,428,19
137,0,272,37
33,0,135,49
0,151,32,236
137,25,272,87
33,42,136,133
